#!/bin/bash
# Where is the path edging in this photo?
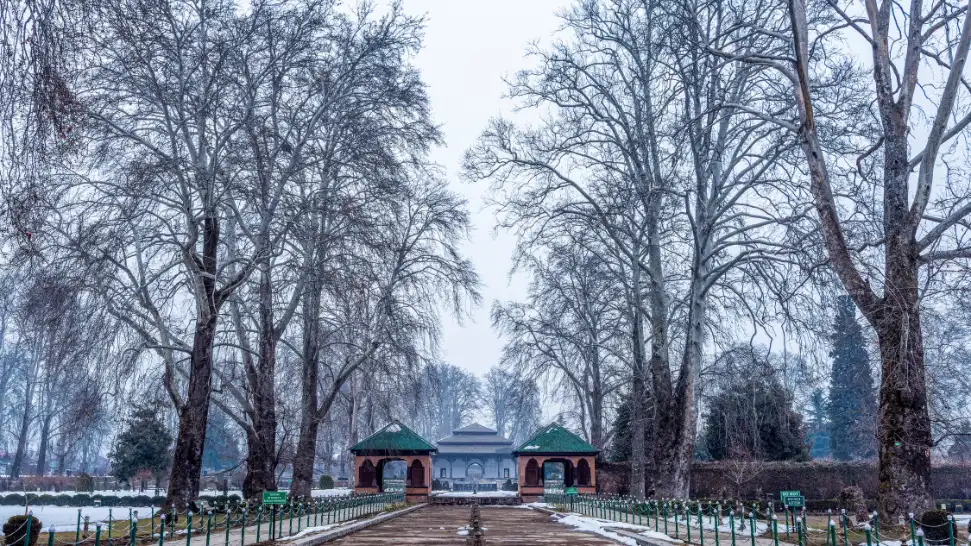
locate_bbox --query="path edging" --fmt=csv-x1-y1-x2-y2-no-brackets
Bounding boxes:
280,503,426,545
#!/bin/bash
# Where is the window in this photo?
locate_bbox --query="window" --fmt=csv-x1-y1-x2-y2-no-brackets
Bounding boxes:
504,468,510,478
440,467,447,479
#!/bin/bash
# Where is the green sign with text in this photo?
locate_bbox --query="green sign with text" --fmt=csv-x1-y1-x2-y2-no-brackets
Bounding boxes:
565,487,578,495
262,491,287,505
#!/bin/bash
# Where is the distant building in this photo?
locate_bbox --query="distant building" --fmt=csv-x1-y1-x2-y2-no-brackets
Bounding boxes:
433,423,517,484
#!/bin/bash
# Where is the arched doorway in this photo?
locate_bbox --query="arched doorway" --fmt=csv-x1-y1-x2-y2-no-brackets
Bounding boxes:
407,459,426,487
358,459,377,488
380,459,406,492
467,462,484,482
576,458,591,486
524,458,540,486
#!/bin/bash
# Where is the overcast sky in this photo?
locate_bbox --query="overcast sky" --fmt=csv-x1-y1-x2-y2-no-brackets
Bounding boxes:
401,0,571,377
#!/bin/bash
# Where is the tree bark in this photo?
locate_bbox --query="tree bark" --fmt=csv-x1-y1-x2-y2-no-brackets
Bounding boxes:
629,274,647,498
241,268,278,499
36,414,52,476
166,313,217,510
289,285,321,499
872,251,932,518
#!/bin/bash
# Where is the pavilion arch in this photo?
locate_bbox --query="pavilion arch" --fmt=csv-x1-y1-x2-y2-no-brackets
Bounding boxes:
576,458,592,486
349,420,437,503
513,423,600,503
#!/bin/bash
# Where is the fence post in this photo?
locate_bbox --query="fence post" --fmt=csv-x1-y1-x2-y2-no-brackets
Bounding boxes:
205,511,212,546
186,511,193,546
749,512,756,546
874,512,880,546
865,523,873,546
226,508,232,546
842,509,850,546
917,528,924,546
94,522,101,546
830,520,838,546
909,513,917,546
730,510,736,546
48,526,55,546
772,515,779,546
131,512,138,546
76,508,83,545
947,515,955,546
151,507,156,542
158,515,165,546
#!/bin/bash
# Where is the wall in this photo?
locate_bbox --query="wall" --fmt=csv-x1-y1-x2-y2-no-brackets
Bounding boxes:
597,461,971,500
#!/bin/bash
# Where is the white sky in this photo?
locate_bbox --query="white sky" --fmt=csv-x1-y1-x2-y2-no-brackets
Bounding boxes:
403,0,571,377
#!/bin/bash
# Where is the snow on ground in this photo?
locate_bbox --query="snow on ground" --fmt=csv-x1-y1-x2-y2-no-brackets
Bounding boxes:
430,490,519,498
0,505,156,533
16,488,352,498
549,512,685,546
274,524,340,541
659,515,770,535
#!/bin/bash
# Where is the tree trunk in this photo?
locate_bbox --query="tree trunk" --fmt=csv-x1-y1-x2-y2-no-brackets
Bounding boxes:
11,374,34,479
629,308,647,499
242,268,278,499
290,286,321,499
873,254,932,519
166,313,218,510
36,414,53,476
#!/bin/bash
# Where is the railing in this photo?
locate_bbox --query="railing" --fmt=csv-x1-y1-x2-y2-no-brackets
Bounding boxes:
26,492,404,546
544,495,967,546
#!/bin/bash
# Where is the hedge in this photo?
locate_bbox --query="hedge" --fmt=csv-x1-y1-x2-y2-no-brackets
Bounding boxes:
0,493,242,507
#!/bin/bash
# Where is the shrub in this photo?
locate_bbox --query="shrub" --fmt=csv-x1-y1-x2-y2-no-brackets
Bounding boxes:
72,494,92,506
318,475,334,490
75,474,94,494
4,515,42,546
837,486,867,523
4,494,26,506
920,510,955,546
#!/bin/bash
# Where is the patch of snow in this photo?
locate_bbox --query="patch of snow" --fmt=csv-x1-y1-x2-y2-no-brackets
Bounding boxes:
274,524,339,542
386,424,401,432
0,505,157,534
522,445,541,450
430,491,518,498
551,513,657,546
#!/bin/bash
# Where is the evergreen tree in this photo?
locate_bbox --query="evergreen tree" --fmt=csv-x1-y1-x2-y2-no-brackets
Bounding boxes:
108,405,173,483
703,368,810,462
946,421,971,463
828,296,877,460
609,392,654,462
807,389,831,459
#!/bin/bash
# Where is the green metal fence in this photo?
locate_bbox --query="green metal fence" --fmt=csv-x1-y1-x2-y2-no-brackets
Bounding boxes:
36,492,404,546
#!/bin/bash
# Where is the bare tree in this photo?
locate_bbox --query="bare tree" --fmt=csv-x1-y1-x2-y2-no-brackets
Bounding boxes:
715,0,971,517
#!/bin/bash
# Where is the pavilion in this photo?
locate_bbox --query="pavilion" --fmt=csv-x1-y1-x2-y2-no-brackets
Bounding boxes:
513,423,599,502
433,423,516,489
350,420,437,503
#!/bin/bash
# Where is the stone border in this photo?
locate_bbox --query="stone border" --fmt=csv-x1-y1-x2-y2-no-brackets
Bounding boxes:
281,503,426,545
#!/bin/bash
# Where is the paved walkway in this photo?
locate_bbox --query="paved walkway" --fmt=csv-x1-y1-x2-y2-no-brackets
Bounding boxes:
328,505,620,545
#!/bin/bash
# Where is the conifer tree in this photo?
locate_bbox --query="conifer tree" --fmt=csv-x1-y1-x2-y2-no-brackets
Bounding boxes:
828,296,877,460
109,405,173,483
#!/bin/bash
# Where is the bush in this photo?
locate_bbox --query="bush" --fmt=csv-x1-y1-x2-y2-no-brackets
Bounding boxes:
3,494,26,506
71,494,92,506
837,486,867,523
920,510,955,546
75,474,94,494
4,515,42,546
318,475,334,490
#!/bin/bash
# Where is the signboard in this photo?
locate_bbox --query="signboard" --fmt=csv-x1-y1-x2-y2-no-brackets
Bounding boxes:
780,490,800,501
565,487,578,495
262,491,287,505
784,496,805,508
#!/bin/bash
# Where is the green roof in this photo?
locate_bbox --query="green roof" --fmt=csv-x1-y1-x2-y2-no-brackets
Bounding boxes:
513,423,599,455
349,420,437,454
